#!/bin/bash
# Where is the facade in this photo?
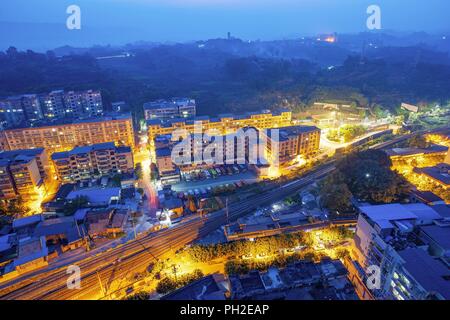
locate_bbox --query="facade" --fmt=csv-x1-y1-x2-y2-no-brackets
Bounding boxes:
51,142,134,182
0,148,49,199
263,125,321,165
153,124,320,176
0,100,26,129
144,98,196,120
0,114,135,154
147,110,292,139
62,90,103,118
0,90,103,128
39,90,66,119
0,95,42,127
353,203,450,300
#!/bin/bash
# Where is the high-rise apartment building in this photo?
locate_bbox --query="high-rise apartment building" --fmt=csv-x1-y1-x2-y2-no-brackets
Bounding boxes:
0,114,135,154
51,142,134,182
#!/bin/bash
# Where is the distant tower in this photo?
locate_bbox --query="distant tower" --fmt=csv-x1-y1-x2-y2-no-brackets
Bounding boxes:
227,32,231,40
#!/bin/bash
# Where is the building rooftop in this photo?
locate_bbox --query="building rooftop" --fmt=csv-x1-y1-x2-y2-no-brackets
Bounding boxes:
66,187,121,205
0,148,45,161
4,113,132,130
162,274,227,300
146,109,290,127
386,144,448,157
416,164,450,186
420,225,450,251
155,147,172,158
398,247,450,299
359,203,442,230
13,215,44,230
266,125,320,141
410,189,444,204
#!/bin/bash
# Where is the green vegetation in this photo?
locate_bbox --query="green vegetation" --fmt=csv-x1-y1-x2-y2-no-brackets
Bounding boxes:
0,197,29,218
134,163,143,180
156,269,204,295
186,232,310,263
327,125,367,143
2,48,450,120
320,150,410,214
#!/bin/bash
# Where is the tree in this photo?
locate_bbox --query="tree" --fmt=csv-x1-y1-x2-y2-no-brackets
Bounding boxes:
135,163,143,180
337,150,410,203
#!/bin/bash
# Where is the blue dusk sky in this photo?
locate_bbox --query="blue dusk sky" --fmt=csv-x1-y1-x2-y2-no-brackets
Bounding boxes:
0,0,449,50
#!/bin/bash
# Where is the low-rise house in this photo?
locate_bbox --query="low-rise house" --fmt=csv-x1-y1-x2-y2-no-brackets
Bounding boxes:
230,259,357,300
66,187,121,207
33,217,84,252
161,274,229,300
85,208,129,237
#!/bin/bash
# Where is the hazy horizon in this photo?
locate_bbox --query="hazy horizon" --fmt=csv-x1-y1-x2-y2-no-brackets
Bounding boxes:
1,0,450,51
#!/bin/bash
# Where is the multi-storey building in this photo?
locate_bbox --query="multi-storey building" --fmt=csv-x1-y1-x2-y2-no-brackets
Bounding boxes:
154,124,320,177
0,148,50,180
0,148,48,199
39,90,66,119
263,125,321,165
147,110,292,139
63,89,103,118
0,100,26,129
354,203,450,300
51,142,134,182
0,114,135,154
1,95,43,124
144,98,196,120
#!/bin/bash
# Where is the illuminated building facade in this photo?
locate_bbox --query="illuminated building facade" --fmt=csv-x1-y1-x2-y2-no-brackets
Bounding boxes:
263,125,321,165
146,110,292,139
0,114,135,154
51,142,134,182
0,148,49,199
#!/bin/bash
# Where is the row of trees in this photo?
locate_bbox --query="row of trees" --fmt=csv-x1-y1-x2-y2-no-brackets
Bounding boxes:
327,125,367,143
186,232,309,263
155,269,204,294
